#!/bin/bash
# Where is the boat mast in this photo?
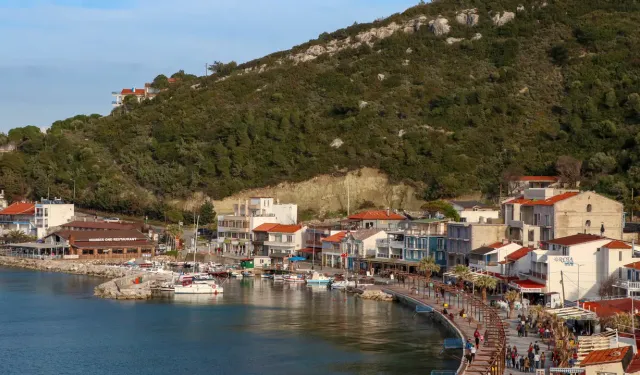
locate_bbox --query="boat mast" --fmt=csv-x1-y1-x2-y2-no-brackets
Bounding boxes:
194,215,199,266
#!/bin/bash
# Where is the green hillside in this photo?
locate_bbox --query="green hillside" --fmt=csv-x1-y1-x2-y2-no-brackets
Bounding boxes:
3,0,640,220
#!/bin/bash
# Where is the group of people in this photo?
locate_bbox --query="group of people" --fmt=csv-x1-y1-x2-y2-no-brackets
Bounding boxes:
464,328,486,364
506,342,546,372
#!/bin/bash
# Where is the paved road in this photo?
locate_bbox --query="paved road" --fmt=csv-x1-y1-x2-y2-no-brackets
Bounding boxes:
500,309,553,374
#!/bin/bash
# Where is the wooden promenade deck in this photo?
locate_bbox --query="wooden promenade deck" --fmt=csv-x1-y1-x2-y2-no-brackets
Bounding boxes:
381,280,506,375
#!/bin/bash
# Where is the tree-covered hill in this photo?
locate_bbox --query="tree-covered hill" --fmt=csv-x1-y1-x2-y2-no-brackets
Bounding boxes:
3,0,640,220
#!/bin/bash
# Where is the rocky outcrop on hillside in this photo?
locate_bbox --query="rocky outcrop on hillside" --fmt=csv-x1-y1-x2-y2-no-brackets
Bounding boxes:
429,16,451,36
492,11,516,26
455,9,479,26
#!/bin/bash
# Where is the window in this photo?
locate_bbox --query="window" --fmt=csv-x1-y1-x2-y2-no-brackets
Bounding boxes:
620,251,623,262
286,235,293,243
437,238,444,250
534,214,541,225
620,267,623,279
545,215,550,226
587,204,592,212
528,230,535,242
508,205,514,221
585,220,591,228
562,246,568,256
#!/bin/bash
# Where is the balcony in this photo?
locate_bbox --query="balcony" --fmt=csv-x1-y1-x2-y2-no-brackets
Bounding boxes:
616,280,640,291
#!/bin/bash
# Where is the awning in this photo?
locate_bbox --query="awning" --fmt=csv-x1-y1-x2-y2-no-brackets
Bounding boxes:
298,247,321,253
8,242,67,249
509,279,545,293
546,306,597,321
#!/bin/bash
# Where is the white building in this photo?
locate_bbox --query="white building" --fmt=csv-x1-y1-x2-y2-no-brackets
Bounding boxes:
522,234,634,301
468,241,524,275
322,229,386,269
449,200,500,223
0,201,35,236
217,197,298,256
35,198,75,239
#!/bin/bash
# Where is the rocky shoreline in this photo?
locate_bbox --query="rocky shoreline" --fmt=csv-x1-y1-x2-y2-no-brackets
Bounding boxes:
0,256,172,300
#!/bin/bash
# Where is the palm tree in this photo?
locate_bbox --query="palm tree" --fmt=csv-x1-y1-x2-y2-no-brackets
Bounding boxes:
505,290,520,318
418,256,440,281
475,275,498,301
452,265,471,289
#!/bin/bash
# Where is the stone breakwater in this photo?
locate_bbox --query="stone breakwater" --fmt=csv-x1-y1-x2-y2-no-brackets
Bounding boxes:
0,256,172,300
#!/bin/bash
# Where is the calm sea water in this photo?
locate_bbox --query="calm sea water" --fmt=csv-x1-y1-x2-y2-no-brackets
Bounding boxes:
0,267,458,375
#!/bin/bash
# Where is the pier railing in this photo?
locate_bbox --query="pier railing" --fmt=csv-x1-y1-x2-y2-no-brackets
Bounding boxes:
394,275,506,375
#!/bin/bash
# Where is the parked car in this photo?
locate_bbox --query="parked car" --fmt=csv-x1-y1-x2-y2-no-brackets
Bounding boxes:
104,217,120,223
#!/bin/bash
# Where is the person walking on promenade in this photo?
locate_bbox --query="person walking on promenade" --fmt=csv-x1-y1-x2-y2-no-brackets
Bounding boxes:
540,352,546,369
470,345,476,362
474,328,480,347
534,341,540,355
523,357,530,373
534,352,540,370
506,346,511,368
511,351,517,369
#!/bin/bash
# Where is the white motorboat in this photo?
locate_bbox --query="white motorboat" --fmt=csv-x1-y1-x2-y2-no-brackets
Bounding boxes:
261,273,273,279
174,280,224,294
284,274,305,283
330,280,356,289
273,274,284,282
230,271,242,278
242,271,254,278
305,272,331,284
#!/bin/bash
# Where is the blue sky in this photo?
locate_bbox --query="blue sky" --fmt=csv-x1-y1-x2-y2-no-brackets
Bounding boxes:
0,0,419,132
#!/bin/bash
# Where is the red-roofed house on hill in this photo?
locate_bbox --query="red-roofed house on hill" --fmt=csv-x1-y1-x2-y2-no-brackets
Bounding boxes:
251,223,305,261
321,229,386,269
345,210,405,230
0,202,36,236
503,189,623,248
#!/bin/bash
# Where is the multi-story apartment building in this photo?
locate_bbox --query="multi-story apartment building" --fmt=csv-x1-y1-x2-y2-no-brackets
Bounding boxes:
468,241,523,275
521,234,635,301
507,176,562,196
0,202,35,236
344,210,405,230
217,197,297,256
301,222,339,260
374,219,448,266
251,223,304,260
322,229,386,269
446,221,507,267
503,189,624,247
34,198,74,239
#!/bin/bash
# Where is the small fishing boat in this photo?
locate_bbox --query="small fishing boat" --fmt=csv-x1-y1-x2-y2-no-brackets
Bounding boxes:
229,271,242,278
242,271,254,278
284,274,306,283
174,280,223,294
261,273,273,279
305,272,331,284
273,274,284,282
330,280,356,289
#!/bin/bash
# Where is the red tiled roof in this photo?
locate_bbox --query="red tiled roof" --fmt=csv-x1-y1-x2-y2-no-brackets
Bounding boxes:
253,223,280,232
627,353,640,374
505,191,579,206
323,231,347,243
267,224,302,234
348,210,405,220
581,346,630,366
0,202,35,215
505,247,534,262
61,221,137,231
546,233,606,246
583,298,637,318
604,240,633,249
625,261,640,271
120,88,146,95
298,247,321,253
487,241,506,249
513,176,559,182
511,279,545,290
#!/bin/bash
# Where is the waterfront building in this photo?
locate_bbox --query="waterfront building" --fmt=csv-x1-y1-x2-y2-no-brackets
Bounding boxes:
34,198,74,239
343,210,405,230
217,197,298,256
503,188,624,247
446,221,507,267
0,201,36,236
250,223,304,262
300,222,338,260
321,229,386,269
8,229,155,259
448,200,499,223
111,80,178,107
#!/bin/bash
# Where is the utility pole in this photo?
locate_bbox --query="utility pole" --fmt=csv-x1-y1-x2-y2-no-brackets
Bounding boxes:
205,63,208,76
576,263,584,304
560,271,566,307
346,176,350,216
